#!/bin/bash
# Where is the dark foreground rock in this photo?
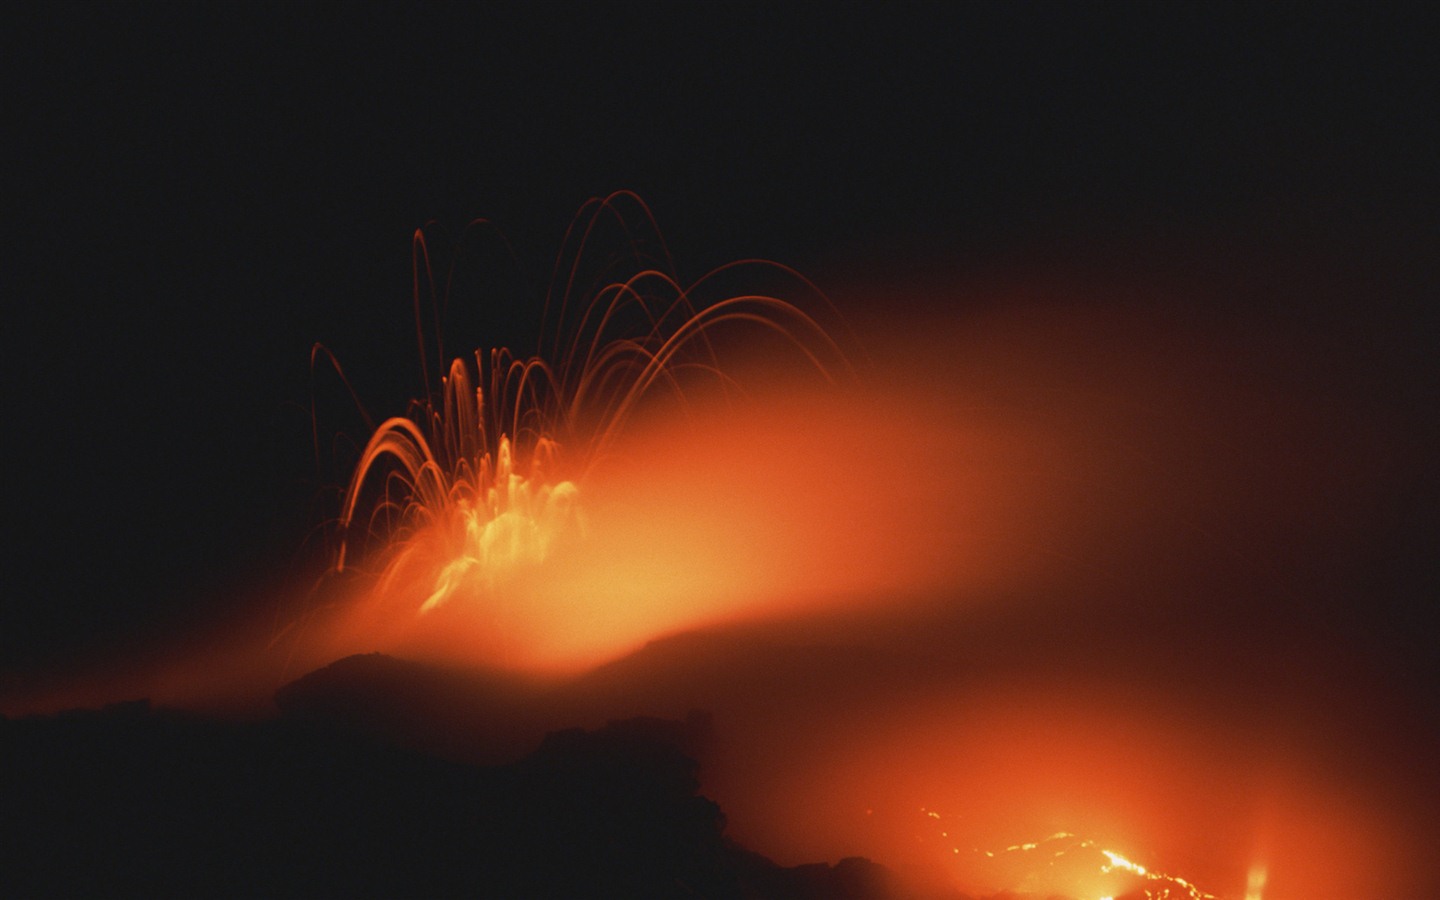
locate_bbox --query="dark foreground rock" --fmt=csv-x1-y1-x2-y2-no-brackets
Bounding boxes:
2,698,939,899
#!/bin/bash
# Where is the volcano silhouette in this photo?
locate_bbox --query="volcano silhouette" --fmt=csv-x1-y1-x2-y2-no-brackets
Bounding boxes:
4,636,969,900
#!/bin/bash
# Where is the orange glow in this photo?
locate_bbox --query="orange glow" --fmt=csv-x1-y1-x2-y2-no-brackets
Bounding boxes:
906,817,1219,899
305,381,1021,674
1246,861,1268,900
5,203,1430,900
696,667,1420,900
304,192,862,673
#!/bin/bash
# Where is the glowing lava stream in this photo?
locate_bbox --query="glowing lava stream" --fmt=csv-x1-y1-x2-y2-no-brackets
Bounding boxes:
912,808,1220,899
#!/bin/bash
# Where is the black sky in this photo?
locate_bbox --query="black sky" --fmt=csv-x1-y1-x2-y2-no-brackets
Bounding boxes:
5,3,1436,675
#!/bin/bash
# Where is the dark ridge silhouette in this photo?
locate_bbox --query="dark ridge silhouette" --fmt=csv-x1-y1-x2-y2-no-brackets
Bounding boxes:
560,627,897,719
266,636,902,772
273,651,549,764
732,851,922,900
1,698,950,899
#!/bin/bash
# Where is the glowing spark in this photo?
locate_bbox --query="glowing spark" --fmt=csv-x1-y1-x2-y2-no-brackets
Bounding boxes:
1101,848,1149,876
1245,862,1267,900
312,192,851,669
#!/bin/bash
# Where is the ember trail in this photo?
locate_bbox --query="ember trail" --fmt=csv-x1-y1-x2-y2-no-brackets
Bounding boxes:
315,192,849,660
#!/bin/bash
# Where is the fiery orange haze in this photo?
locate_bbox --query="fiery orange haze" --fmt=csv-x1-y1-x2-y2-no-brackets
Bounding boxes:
7,237,1431,899
301,265,1433,898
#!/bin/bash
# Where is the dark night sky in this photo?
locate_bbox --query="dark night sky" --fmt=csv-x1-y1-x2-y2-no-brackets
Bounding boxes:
5,3,1436,682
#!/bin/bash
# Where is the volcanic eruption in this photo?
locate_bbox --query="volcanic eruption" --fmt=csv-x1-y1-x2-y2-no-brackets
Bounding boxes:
5,194,1435,900
298,191,857,673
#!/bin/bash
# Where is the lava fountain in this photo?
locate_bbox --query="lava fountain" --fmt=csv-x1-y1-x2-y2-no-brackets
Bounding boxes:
297,191,859,673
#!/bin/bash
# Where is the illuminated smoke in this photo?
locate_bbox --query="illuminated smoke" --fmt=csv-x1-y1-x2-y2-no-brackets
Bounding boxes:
310,191,852,670
296,208,1430,899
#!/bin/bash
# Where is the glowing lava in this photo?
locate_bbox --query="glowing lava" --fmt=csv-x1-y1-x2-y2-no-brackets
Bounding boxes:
1245,862,1268,900
309,191,853,671
908,807,1218,899
335,364,584,616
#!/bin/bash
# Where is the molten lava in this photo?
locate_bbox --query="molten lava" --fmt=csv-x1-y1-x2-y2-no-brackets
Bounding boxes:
906,815,1220,900
309,192,857,672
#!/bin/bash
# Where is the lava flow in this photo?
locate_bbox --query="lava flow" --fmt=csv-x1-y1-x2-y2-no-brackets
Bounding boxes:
910,812,1218,900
